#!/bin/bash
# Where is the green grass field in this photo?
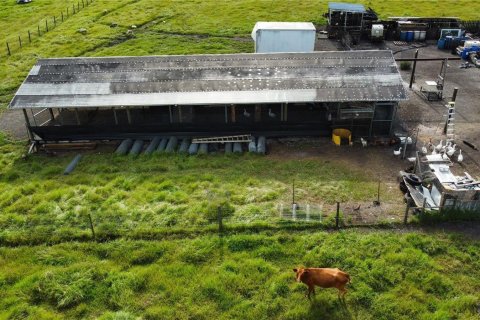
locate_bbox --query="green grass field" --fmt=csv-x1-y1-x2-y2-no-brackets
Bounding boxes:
1,1,480,319
1,230,479,319
2,0,480,109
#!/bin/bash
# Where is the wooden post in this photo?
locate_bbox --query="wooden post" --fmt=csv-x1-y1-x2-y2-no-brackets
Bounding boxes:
217,206,223,235
78,2,80,11
409,49,419,89
292,179,295,205
422,197,427,213
230,105,236,123
6,42,10,55
336,202,340,228
62,12,64,22
113,108,118,125
73,4,75,14
87,213,96,241
45,19,48,32
38,25,41,36
28,30,31,43
404,202,410,224
67,7,69,17
18,35,22,48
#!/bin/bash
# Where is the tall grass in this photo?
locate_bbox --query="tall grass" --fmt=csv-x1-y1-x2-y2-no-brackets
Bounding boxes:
0,231,479,319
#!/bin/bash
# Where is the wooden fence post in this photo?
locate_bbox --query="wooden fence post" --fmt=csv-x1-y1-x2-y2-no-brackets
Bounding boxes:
6,42,11,56
404,202,410,225
67,7,69,17
61,12,64,22
53,16,56,26
217,206,223,235
28,30,31,43
336,202,340,228
45,19,48,32
18,36,22,48
73,4,75,14
87,213,96,241
82,0,85,8
38,25,41,36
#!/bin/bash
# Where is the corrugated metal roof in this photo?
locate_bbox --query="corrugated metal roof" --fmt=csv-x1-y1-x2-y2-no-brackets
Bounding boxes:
9,51,407,109
251,22,316,40
328,2,366,12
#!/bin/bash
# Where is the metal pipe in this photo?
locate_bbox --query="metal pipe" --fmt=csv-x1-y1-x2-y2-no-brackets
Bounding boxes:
248,137,257,152
257,136,266,154
188,142,199,155
129,139,144,156
224,142,233,154
64,154,82,175
198,143,208,154
156,137,168,152
233,142,242,153
165,136,178,153
115,139,133,155
178,138,190,153
144,136,161,155
396,57,461,61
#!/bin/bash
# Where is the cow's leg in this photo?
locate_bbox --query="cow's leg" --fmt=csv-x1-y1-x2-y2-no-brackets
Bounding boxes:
306,285,315,300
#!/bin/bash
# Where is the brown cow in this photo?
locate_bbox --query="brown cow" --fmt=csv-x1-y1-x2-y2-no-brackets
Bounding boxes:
293,267,350,300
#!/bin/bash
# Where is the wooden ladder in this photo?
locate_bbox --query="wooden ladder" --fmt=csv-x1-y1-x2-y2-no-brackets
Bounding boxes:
192,134,253,144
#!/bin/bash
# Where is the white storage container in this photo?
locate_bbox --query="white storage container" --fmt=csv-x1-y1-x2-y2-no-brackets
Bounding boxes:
251,22,316,53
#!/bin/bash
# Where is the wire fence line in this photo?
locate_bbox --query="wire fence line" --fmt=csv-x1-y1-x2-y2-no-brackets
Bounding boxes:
3,0,94,57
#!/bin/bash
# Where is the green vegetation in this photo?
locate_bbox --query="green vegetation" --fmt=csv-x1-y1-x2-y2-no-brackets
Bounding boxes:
1,1,480,319
0,135,400,245
2,0,480,108
1,231,479,319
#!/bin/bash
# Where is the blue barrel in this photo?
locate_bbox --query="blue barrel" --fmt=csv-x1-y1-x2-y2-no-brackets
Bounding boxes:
406,31,414,42
400,31,407,41
437,38,446,49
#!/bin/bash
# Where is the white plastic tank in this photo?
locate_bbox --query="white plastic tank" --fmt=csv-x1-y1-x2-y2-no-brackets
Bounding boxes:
414,31,421,41
251,22,316,53
371,24,384,38
464,40,480,48
419,31,426,41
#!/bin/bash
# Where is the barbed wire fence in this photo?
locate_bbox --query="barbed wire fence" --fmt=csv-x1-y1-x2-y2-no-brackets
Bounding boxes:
3,0,94,58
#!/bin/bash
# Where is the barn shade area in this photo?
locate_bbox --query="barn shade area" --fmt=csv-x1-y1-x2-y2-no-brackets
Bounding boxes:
9,51,407,142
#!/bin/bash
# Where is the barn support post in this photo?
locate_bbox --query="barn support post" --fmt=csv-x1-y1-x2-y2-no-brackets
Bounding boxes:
113,108,118,125
177,105,182,123
168,106,173,123
280,103,284,121
74,108,81,125
22,109,33,141
284,103,288,121
230,105,236,123
224,105,228,123
254,104,261,122
409,50,419,89
126,107,132,124
30,109,38,126
48,108,54,121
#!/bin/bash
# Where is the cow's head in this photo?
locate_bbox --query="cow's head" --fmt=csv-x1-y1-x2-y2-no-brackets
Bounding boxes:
293,268,309,282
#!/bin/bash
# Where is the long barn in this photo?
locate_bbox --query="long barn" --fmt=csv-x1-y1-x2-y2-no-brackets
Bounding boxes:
9,50,407,142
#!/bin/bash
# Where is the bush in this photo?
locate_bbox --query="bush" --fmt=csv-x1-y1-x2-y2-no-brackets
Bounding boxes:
400,61,411,70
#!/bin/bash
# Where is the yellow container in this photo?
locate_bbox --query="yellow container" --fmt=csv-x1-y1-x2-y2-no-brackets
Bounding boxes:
332,128,352,146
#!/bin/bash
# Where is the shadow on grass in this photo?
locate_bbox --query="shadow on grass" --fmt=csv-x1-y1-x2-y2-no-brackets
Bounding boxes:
306,295,354,320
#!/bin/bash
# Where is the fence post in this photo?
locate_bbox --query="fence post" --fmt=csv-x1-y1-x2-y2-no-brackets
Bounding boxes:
336,202,340,228
67,7,69,17
62,12,64,22
87,213,96,241
422,197,427,213
404,202,410,225
306,204,310,222
18,36,22,48
28,30,31,43
38,25,41,36
73,4,75,14
46,19,48,32
217,206,223,235
82,0,85,8
53,16,56,26
6,42,10,56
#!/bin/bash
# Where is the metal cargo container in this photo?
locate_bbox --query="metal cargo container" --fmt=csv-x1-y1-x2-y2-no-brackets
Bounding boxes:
251,22,316,53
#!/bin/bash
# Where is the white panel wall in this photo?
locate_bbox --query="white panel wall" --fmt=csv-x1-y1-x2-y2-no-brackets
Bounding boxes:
255,30,316,53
